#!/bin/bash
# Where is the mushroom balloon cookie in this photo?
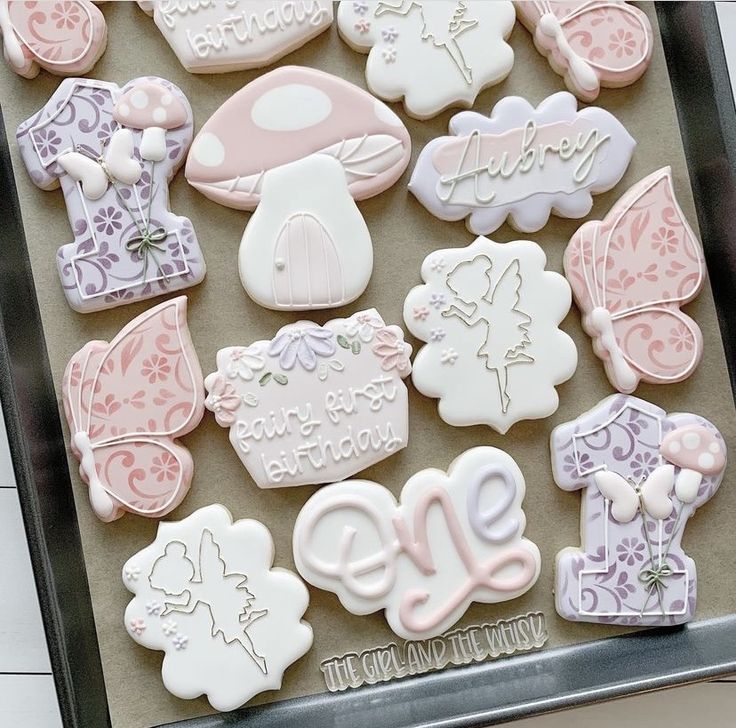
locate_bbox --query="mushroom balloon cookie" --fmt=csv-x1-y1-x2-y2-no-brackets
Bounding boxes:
337,1,515,119
16,76,205,312
186,66,411,310
137,0,333,73
564,167,706,393
552,395,726,626
403,236,577,433
0,0,107,79
515,1,653,102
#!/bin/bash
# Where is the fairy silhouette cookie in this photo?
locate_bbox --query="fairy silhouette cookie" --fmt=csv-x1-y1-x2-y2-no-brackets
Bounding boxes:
137,0,333,73
404,236,577,433
62,297,205,522
515,1,653,102
0,0,107,79
124,504,313,711
294,447,541,639
552,395,726,626
564,167,706,393
337,1,515,119
410,92,635,235
17,76,205,312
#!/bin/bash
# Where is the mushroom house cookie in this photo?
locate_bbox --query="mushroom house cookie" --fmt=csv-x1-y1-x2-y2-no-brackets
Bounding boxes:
124,504,313,711
186,66,411,311
564,167,706,393
204,309,411,488
552,395,726,626
410,92,635,235
0,0,107,79
515,1,653,102
293,447,541,640
138,1,333,73
62,297,205,522
17,77,205,312
403,237,577,434
337,1,515,119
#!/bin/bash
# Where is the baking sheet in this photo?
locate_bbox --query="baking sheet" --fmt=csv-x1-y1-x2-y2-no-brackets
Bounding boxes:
1,3,735,728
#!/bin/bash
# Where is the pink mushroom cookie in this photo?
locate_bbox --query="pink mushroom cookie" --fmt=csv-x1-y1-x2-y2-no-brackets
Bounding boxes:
515,1,653,102
62,296,205,522
186,66,411,311
564,167,706,393
0,0,107,79
203,309,412,488
552,394,726,626
137,0,333,74
16,76,206,312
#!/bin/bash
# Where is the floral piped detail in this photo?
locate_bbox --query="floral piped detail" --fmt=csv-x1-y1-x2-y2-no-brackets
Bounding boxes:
372,327,412,375
268,326,336,371
226,347,264,381
130,618,146,635
172,633,188,650
205,376,242,426
124,565,141,581
441,348,459,365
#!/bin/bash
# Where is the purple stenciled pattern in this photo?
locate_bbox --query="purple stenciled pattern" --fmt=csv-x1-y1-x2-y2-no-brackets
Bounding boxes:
16,77,205,313
552,395,726,626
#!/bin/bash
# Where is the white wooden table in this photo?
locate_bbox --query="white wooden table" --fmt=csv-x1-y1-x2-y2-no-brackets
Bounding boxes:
2,3,736,726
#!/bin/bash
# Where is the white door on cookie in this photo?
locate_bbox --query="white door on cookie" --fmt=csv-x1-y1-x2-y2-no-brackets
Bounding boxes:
272,212,345,308
239,154,373,311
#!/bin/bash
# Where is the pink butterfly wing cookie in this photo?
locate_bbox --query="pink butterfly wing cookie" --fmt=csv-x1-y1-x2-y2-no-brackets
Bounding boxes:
564,167,705,393
0,0,108,79
515,1,653,102
62,296,205,522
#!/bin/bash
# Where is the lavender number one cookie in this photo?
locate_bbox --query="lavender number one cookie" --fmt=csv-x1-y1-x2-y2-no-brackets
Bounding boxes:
552,395,726,626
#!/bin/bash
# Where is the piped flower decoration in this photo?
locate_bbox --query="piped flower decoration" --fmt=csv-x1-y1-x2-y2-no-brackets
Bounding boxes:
345,312,384,342
226,347,265,381
372,327,412,375
268,326,336,371
205,376,242,426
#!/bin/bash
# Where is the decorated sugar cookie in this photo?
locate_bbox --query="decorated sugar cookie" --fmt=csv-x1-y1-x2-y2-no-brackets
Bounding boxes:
403,237,576,434
337,1,515,120
564,167,705,393
17,77,205,312
293,447,541,640
409,92,635,235
204,309,411,488
137,1,333,73
186,66,411,310
0,0,107,79
552,395,726,626
62,297,205,522
124,504,313,711
515,1,653,102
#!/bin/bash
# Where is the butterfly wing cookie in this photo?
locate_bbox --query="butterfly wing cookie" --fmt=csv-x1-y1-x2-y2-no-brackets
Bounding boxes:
62,297,205,521
564,166,705,393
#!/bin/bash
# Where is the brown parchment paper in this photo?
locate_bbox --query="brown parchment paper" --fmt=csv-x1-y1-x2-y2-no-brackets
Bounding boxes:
2,3,735,727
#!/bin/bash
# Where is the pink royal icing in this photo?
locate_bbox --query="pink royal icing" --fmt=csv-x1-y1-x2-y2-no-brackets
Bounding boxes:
515,1,653,102
62,296,205,522
564,167,706,393
0,0,107,79
293,447,541,640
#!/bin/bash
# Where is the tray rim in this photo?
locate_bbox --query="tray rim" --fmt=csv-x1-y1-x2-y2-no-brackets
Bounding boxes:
1,2,735,727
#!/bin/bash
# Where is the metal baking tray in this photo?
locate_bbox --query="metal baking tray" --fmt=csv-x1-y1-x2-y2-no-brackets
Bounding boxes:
1,3,735,727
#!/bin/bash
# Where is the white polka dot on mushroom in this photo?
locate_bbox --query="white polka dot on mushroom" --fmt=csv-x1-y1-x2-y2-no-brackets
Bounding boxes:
118,103,130,118
698,453,715,470
152,107,167,124
668,441,681,455
709,442,721,453
683,432,701,450
161,93,172,106
131,90,149,110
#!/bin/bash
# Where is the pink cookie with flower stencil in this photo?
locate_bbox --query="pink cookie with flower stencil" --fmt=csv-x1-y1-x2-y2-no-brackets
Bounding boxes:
186,66,411,310
0,0,107,79
564,167,706,393
62,296,205,522
515,1,653,102
204,309,412,488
